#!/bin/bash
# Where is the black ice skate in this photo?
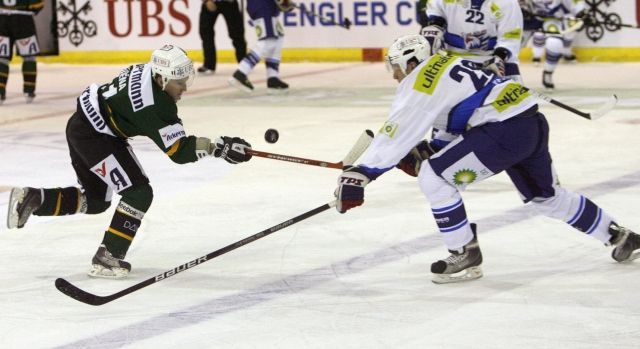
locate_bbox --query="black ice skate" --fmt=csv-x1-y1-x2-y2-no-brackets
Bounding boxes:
197,66,215,74
609,222,640,262
228,70,254,93
0,92,5,105
24,92,35,104
532,57,541,66
563,54,577,63
88,244,132,279
431,223,483,284
542,71,555,90
267,77,289,94
6,187,42,229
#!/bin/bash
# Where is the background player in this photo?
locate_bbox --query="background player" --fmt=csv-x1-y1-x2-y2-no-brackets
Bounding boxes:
333,34,640,284
6,45,252,279
228,0,294,93
0,0,43,104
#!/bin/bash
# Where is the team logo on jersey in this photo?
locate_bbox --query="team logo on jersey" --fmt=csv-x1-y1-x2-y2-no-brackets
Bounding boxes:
158,124,187,148
413,54,456,95
452,169,477,186
91,155,132,193
379,121,399,138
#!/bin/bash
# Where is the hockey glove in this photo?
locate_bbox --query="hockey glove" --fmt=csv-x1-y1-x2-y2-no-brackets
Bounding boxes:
276,0,296,12
335,166,371,213
213,136,252,164
396,140,437,177
575,10,595,27
420,25,444,53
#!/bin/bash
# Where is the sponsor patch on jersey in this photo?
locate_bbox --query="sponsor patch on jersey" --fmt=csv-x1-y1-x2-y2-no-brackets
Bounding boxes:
413,54,456,95
490,2,503,20
379,121,399,138
128,64,155,112
159,123,187,148
441,152,494,190
503,28,522,40
90,155,132,193
491,83,531,112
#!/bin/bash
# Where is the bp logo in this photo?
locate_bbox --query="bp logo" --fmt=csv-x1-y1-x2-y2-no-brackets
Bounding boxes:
453,169,477,186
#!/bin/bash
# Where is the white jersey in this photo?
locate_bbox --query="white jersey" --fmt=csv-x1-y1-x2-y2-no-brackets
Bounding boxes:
525,0,584,19
358,53,537,172
427,0,523,64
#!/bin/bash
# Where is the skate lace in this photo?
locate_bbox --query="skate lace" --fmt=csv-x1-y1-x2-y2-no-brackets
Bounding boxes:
444,252,467,266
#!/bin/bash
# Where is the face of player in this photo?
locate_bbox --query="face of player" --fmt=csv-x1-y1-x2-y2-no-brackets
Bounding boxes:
391,61,418,83
163,77,190,102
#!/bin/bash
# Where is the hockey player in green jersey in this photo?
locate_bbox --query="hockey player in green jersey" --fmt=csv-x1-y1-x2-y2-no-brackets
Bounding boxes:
0,0,44,104
5,44,253,279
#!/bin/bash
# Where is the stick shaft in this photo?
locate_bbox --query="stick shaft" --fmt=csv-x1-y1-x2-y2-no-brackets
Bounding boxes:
248,149,342,169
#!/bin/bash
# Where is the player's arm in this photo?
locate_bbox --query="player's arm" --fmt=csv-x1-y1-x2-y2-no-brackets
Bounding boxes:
494,0,524,63
28,0,45,14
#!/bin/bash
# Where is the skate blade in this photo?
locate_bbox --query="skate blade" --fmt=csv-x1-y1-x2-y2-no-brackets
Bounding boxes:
431,266,483,284
227,78,253,94
6,188,25,229
88,264,129,279
267,88,289,95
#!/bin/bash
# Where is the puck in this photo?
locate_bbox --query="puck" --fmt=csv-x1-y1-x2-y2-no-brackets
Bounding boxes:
264,128,279,143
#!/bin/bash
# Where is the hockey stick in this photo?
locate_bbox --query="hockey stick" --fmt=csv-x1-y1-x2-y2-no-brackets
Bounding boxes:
55,201,336,306
294,4,352,30
531,90,618,120
248,129,374,169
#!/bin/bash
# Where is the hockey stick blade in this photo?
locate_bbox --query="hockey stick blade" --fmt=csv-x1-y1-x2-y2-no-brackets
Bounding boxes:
55,202,335,306
340,129,374,166
589,94,618,120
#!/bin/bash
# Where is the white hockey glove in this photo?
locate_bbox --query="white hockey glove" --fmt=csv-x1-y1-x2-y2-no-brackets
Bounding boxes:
334,166,371,214
420,25,444,52
396,140,437,177
213,136,252,164
276,0,296,12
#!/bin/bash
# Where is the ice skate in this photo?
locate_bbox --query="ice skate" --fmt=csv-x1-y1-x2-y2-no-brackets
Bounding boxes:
563,54,577,63
88,244,131,279
609,222,640,262
228,70,254,93
6,187,42,229
532,57,541,67
0,92,5,105
267,77,289,94
542,71,555,90
24,92,35,104
197,66,215,74
431,223,483,284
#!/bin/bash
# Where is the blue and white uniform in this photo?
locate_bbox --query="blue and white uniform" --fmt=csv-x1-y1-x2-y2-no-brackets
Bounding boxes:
427,0,524,77
357,53,616,251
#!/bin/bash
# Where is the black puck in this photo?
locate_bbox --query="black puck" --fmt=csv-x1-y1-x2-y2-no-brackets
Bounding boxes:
264,128,279,143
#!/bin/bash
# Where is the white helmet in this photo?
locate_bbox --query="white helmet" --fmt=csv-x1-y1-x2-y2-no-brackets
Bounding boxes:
150,44,195,89
385,34,433,75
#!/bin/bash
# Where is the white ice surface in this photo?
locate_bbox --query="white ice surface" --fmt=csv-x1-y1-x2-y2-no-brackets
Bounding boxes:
0,62,639,349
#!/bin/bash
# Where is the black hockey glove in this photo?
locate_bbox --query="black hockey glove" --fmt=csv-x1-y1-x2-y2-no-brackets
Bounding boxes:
575,10,595,27
213,136,252,164
396,140,437,177
334,166,371,214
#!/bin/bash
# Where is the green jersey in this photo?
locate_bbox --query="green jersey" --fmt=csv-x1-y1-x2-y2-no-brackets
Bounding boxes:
79,63,199,164
0,0,44,13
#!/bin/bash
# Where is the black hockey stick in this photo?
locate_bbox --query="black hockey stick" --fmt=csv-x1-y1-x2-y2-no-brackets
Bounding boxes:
531,90,618,120
55,201,336,306
295,4,351,29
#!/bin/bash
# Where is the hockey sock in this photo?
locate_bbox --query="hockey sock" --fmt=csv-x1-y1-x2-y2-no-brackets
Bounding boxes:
34,187,86,216
238,50,261,75
265,58,280,78
532,33,545,59
0,59,8,96
22,58,36,94
431,198,474,250
101,185,152,258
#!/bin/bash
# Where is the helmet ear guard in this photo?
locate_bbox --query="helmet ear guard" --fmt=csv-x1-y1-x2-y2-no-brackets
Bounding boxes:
150,44,195,90
385,34,433,75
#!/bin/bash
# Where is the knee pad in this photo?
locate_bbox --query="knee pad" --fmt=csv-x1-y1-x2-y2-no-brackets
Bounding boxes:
16,35,40,57
545,36,564,55
119,184,153,213
418,162,459,207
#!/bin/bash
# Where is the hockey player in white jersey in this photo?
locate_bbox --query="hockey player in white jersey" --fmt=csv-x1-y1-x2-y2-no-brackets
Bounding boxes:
423,0,523,80
423,0,523,150
519,0,590,89
333,34,640,284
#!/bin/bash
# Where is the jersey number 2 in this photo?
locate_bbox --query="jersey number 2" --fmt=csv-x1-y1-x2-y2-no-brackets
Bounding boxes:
449,64,491,91
465,10,484,24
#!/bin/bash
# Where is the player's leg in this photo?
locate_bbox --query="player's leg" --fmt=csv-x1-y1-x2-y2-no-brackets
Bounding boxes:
542,36,563,90
223,0,247,63
562,32,577,62
198,4,217,73
531,31,545,66
264,36,287,92
13,14,39,102
506,113,640,262
0,14,11,104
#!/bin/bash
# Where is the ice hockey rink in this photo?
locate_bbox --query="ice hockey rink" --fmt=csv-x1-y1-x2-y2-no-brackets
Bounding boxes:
1,61,639,349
